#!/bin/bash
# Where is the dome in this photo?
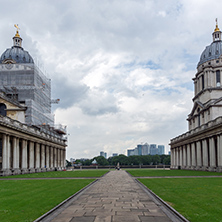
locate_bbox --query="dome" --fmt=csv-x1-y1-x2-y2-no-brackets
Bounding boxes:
198,41,222,67
0,46,34,64
0,26,34,64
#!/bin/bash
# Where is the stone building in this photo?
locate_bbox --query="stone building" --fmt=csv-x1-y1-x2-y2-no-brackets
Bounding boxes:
0,26,67,175
170,21,222,171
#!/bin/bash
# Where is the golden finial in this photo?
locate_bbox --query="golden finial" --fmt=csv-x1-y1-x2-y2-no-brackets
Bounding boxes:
14,24,20,37
215,18,220,32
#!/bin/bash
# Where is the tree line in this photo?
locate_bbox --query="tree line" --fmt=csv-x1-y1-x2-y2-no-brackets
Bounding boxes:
67,154,170,166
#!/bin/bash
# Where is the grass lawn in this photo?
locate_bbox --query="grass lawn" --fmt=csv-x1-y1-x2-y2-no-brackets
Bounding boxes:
126,169,222,177
2,169,109,178
139,177,222,222
0,179,94,222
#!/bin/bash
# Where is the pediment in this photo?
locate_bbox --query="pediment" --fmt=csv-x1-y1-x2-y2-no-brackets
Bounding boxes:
189,101,205,117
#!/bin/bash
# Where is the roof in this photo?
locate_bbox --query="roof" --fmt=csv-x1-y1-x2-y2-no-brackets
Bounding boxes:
198,40,222,67
0,46,34,64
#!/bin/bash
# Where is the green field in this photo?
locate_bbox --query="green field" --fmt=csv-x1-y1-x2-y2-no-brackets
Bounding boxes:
139,177,222,222
0,179,94,222
127,169,222,177
2,169,109,178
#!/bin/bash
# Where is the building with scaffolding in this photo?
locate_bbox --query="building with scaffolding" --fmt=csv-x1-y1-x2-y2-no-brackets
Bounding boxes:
0,28,53,126
0,26,67,175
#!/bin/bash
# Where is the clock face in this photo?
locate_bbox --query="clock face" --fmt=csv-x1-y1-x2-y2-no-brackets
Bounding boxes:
5,63,13,70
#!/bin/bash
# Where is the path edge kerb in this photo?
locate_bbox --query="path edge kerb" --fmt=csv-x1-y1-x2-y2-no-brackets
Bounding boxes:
135,179,190,222
34,170,110,222
125,171,190,222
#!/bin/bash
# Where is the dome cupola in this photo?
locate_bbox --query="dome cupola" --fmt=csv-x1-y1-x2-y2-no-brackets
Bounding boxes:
198,19,222,67
0,24,34,64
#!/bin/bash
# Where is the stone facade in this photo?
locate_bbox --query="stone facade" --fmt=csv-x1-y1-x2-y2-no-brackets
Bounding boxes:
0,115,66,176
170,21,222,171
0,26,67,176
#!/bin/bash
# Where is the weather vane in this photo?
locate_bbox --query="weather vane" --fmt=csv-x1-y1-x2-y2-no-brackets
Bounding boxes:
14,24,20,32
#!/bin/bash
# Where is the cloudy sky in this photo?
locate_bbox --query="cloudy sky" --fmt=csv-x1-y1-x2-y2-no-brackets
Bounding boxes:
0,0,221,159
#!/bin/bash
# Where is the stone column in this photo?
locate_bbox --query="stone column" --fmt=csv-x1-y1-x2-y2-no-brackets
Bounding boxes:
2,134,10,170
62,149,66,168
179,146,183,167
175,148,178,168
12,137,18,170
182,145,187,168
187,144,191,167
21,140,28,173
35,143,41,171
170,148,174,168
191,142,196,167
29,141,35,172
50,147,54,168
57,148,60,169
209,137,216,168
54,148,58,167
41,144,45,170
217,135,222,169
202,139,208,168
46,146,50,169
196,141,202,167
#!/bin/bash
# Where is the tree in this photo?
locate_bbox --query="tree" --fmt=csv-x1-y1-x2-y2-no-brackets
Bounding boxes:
82,159,92,166
66,160,72,167
152,155,161,165
163,155,171,165
94,156,109,166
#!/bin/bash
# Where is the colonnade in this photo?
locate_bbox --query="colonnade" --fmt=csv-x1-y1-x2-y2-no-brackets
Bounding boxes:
1,133,66,176
171,134,222,171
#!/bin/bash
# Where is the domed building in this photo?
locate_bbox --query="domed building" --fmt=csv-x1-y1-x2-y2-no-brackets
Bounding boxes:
0,26,67,176
0,26,52,126
0,29,34,64
171,20,222,172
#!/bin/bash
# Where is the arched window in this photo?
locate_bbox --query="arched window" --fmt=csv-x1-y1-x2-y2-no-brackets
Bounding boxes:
0,103,6,116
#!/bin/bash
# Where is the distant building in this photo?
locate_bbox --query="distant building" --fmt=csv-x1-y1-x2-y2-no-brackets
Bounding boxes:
127,143,166,156
100,151,107,158
113,153,118,157
127,149,135,156
150,144,158,155
134,147,139,155
137,144,143,155
158,145,165,155
142,143,149,155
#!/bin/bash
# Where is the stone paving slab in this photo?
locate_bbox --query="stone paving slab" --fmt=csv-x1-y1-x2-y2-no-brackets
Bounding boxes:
49,170,173,222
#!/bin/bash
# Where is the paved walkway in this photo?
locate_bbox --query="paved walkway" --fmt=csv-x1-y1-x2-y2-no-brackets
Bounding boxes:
49,170,173,222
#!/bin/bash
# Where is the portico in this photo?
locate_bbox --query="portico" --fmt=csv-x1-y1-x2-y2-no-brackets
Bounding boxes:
171,20,222,172
0,115,66,176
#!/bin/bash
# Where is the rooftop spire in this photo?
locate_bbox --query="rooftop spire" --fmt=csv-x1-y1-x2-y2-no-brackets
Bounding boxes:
213,19,221,42
14,24,20,37
214,18,220,32
13,24,22,47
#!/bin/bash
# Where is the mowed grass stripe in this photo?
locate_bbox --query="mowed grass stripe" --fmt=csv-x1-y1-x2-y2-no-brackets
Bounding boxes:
139,177,222,222
127,169,222,177
1,169,109,178
0,179,94,222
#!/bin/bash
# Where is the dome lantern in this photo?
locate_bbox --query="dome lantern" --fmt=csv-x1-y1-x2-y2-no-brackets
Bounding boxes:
213,18,221,42
13,24,22,47
0,25,34,64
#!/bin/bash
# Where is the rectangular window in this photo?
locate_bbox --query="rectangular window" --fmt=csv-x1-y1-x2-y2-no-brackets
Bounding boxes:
202,75,204,89
216,70,220,86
